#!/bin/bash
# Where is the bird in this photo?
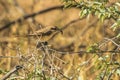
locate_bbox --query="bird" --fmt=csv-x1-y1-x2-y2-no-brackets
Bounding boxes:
28,26,62,36
26,26,63,41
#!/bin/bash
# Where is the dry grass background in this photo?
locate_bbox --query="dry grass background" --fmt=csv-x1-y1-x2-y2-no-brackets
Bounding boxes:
0,0,119,80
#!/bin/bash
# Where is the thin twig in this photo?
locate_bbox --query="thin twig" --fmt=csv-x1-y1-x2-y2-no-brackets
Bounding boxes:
1,65,23,80
49,48,120,55
58,70,71,80
107,67,119,80
0,56,19,58
48,17,85,41
104,38,120,48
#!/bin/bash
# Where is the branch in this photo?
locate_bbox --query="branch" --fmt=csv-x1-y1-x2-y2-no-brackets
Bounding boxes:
48,16,99,41
104,38,120,48
0,5,64,31
48,17,86,41
1,65,23,80
49,48,120,55
58,50,120,54
0,56,18,58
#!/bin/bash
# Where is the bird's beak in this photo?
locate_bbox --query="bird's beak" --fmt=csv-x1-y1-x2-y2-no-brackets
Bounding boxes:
58,29,63,34
51,26,63,34
55,28,63,34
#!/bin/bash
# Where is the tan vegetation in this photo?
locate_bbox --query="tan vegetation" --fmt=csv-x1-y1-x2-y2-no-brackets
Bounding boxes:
0,0,119,80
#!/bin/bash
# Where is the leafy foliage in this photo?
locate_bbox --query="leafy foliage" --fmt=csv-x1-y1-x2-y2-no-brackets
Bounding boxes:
62,0,120,79
0,0,120,80
63,0,120,36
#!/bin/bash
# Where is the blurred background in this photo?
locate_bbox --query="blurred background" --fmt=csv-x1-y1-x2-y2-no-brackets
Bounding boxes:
0,0,119,80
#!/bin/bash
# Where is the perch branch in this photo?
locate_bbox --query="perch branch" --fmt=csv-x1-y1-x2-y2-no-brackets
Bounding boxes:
48,17,86,41
1,65,23,80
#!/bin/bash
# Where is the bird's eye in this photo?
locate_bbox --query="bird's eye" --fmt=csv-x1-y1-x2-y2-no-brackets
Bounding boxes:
51,26,58,30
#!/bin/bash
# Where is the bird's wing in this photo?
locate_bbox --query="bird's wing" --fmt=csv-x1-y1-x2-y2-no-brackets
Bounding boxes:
35,26,52,34
28,26,53,36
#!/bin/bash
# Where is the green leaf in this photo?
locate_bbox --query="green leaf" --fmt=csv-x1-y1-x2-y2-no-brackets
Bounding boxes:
115,2,120,6
116,69,120,75
100,14,105,22
111,19,120,31
87,43,99,53
79,9,88,18
117,33,120,38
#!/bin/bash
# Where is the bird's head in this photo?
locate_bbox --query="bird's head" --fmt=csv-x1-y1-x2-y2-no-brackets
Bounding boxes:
51,26,63,34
